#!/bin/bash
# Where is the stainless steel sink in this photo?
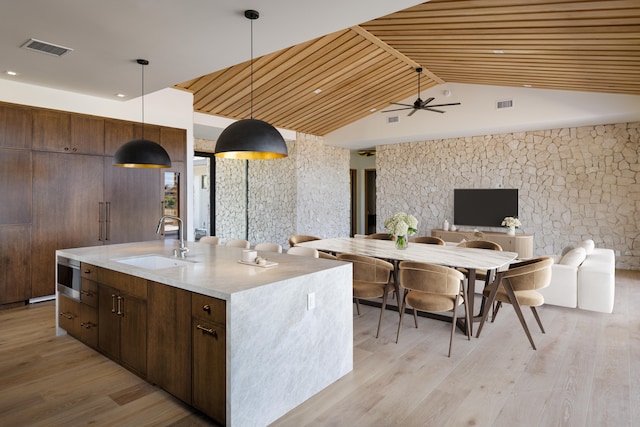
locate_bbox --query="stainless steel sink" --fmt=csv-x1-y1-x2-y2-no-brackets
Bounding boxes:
112,255,193,270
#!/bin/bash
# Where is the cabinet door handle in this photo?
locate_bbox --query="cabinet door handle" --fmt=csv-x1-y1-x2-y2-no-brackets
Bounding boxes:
80,322,95,329
196,324,217,337
111,294,117,313
105,202,111,241
59,311,73,320
117,296,123,316
98,202,104,241
80,289,93,297
202,304,211,313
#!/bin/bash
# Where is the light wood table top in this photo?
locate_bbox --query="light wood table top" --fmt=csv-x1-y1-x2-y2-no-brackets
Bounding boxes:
297,237,517,271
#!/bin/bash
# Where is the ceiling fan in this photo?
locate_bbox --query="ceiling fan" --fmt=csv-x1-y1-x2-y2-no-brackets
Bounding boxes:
357,149,376,157
382,67,461,116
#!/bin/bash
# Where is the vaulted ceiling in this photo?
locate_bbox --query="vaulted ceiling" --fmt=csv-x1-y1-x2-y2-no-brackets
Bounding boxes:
176,0,640,136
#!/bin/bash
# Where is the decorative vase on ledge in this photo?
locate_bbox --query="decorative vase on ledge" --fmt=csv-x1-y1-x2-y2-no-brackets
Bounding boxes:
507,226,516,236
395,234,409,250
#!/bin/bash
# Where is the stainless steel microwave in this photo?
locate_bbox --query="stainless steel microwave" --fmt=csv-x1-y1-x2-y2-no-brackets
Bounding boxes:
57,256,81,301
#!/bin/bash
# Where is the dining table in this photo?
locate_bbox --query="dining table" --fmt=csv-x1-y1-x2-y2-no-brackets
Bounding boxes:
297,237,518,334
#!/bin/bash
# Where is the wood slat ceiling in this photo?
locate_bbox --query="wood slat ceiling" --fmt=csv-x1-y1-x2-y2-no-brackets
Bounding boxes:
176,0,640,136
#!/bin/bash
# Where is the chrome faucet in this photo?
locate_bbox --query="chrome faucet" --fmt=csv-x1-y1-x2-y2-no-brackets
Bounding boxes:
156,215,189,258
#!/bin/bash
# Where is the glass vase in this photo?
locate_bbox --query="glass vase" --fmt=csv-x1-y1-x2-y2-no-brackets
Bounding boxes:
395,234,408,250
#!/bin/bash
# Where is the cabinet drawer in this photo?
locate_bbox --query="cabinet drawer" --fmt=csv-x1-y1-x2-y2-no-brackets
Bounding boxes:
81,263,98,281
58,294,80,337
97,268,147,300
80,278,98,308
79,304,98,349
192,293,226,325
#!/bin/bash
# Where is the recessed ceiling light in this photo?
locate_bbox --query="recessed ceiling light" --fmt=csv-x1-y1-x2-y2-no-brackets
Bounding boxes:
313,89,322,94
115,93,126,98
369,108,377,112
4,70,18,76
493,50,504,54
523,84,532,88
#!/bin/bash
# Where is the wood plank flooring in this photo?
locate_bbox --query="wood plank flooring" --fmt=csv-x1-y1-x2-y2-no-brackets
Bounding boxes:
1,270,638,426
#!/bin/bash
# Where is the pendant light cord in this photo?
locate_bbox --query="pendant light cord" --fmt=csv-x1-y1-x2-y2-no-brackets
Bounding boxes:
141,60,145,140
249,15,254,119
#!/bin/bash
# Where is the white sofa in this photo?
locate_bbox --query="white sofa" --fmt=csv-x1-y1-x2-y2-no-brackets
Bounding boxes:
539,239,615,313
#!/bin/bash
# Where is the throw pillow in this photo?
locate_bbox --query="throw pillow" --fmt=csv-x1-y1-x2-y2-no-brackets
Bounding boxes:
559,247,587,267
561,244,575,256
579,239,595,254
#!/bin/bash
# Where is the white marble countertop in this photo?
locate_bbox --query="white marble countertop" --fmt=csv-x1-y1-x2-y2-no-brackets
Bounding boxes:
297,237,518,270
56,240,345,301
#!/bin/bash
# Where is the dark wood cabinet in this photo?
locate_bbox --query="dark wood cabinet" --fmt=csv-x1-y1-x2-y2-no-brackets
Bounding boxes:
0,225,31,305
97,269,147,376
103,157,162,244
0,103,31,149
31,152,104,298
0,102,186,305
0,148,31,224
33,110,104,155
147,281,192,404
160,127,186,162
58,294,81,337
192,293,226,426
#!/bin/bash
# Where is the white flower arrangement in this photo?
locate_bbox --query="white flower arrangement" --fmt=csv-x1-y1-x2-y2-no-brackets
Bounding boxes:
501,216,521,228
384,212,418,237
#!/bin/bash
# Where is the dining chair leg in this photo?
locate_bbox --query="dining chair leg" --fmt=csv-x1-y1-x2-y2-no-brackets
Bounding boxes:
476,274,502,339
460,281,471,340
396,290,408,343
448,294,460,357
502,280,537,350
531,306,545,333
491,301,502,323
354,297,361,315
412,308,418,328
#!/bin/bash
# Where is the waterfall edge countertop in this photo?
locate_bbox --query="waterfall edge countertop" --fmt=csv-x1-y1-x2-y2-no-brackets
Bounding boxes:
56,240,347,301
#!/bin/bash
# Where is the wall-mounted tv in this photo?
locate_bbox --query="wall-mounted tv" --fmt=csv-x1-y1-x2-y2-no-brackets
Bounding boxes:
454,189,518,228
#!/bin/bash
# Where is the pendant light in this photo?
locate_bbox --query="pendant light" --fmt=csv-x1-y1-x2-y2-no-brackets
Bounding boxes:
214,10,288,160
113,59,172,168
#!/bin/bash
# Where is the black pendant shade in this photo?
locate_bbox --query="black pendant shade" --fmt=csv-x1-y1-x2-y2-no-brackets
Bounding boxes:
113,58,171,168
113,138,172,168
214,118,287,160
214,10,288,160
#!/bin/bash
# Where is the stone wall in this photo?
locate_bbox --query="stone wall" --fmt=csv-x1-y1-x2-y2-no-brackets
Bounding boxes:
376,122,640,270
294,133,351,242
198,135,350,249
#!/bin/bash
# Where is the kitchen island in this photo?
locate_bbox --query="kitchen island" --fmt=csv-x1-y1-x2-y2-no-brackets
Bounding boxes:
56,240,353,426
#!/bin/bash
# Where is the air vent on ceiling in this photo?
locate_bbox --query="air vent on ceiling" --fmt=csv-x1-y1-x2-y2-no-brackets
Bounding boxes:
496,99,514,110
21,38,73,57
387,116,399,124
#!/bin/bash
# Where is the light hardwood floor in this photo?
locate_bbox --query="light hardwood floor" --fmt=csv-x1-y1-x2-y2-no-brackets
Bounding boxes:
1,270,638,426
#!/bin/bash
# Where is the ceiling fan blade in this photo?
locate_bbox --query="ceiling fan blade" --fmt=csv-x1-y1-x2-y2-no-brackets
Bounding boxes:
426,102,461,108
390,102,414,107
421,97,435,107
423,107,445,113
381,106,412,113
407,108,419,117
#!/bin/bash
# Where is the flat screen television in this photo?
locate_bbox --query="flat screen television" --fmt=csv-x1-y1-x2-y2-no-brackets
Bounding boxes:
454,189,518,228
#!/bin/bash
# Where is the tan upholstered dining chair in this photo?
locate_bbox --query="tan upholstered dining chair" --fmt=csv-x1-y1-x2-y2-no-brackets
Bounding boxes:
225,239,250,249
365,233,393,240
476,256,554,350
287,246,319,258
254,242,282,253
199,236,220,245
396,261,470,357
288,234,321,247
409,236,445,245
337,253,394,338
456,239,503,317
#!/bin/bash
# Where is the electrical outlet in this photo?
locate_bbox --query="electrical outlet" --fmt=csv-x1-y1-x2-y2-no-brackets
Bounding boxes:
307,292,315,310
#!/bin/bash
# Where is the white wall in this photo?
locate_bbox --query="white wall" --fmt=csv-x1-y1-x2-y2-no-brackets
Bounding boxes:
326,83,640,149
0,79,196,239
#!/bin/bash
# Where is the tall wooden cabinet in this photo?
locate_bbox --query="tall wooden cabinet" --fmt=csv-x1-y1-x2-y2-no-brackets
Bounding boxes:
0,101,187,305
